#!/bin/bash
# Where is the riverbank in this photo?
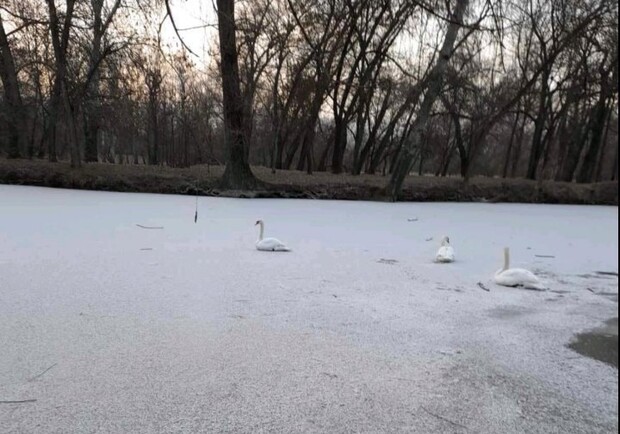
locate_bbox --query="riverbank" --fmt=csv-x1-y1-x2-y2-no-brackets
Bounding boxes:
0,158,617,204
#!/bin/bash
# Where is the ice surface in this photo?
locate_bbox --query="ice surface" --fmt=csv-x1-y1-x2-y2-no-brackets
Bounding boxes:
0,185,617,433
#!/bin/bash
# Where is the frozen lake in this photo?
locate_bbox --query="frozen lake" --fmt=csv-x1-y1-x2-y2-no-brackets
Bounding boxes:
0,185,617,433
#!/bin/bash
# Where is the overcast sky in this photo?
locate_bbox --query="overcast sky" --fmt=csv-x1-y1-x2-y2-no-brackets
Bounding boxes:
160,0,217,66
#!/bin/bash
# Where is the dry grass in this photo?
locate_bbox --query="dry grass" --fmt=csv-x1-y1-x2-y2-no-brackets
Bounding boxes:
0,158,617,205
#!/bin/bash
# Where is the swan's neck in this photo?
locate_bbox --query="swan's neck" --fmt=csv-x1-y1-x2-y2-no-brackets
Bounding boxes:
503,247,510,271
258,222,264,241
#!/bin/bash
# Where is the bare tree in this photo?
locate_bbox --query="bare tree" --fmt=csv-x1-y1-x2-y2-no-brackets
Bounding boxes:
46,0,79,166
386,0,468,199
216,0,260,189
0,11,26,158
83,0,122,162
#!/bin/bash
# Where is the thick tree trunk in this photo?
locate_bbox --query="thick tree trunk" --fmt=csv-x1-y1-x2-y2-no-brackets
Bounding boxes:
317,138,332,172
385,0,468,199
331,114,347,174
456,138,469,178
84,112,99,162
611,143,618,181
147,89,159,165
83,0,105,162
283,128,303,170
217,0,260,189
352,105,366,174
0,14,25,158
47,0,79,167
510,114,526,177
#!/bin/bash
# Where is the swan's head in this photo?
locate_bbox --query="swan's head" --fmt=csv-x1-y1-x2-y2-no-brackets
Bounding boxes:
441,236,450,246
255,220,263,226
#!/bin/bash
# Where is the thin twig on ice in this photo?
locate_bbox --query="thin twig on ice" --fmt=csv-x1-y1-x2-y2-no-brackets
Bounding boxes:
28,363,57,382
421,406,468,430
0,399,37,404
477,282,490,292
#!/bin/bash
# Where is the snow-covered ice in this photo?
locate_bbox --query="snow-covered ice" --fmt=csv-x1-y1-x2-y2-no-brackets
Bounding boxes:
0,185,617,433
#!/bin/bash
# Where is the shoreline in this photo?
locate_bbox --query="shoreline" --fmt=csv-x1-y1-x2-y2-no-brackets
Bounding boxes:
0,158,617,205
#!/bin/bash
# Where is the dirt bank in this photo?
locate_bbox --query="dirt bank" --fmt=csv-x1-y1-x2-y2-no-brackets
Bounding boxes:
0,158,617,205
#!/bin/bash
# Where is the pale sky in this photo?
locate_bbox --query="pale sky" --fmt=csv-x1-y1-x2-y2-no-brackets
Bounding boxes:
160,0,217,66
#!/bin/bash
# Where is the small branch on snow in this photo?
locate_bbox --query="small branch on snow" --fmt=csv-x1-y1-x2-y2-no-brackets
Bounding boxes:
27,363,57,382
535,255,555,258
586,287,595,293
407,218,419,222
477,282,490,292
421,406,468,430
595,271,618,277
0,399,37,404
136,224,164,229
425,237,434,242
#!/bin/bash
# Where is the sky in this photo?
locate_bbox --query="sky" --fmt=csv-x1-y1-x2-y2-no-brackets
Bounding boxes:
160,0,218,66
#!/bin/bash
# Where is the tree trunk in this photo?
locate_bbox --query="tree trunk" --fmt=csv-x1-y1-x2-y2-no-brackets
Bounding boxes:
83,0,104,162
0,14,25,158
317,138,332,172
502,112,520,178
331,113,347,174
440,144,455,177
576,89,610,183
46,0,79,167
216,0,260,189
352,103,366,174
526,69,551,180
354,83,392,175
594,103,613,182
385,0,468,199
611,142,618,181
147,88,159,165
555,100,590,182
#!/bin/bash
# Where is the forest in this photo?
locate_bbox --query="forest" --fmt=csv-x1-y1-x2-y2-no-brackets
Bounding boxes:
0,0,617,197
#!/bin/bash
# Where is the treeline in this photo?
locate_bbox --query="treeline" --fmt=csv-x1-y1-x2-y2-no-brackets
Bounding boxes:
0,0,617,190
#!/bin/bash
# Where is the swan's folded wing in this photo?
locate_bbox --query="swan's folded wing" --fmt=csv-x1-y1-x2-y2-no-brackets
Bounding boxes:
435,246,455,262
256,237,290,252
495,268,545,290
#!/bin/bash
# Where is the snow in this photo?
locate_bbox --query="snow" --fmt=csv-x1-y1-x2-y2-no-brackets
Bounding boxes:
0,185,617,433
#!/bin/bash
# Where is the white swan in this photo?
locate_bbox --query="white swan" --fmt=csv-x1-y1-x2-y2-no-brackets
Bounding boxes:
255,220,290,252
435,236,455,263
494,247,546,290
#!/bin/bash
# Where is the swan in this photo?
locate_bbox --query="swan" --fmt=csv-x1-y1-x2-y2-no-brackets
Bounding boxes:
255,220,291,252
494,247,546,290
435,236,455,263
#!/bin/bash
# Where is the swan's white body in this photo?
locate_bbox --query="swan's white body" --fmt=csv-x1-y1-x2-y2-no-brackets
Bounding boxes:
494,247,546,290
255,220,290,252
435,236,455,263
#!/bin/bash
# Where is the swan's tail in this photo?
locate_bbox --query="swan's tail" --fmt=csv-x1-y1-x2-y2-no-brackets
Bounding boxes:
526,281,547,291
